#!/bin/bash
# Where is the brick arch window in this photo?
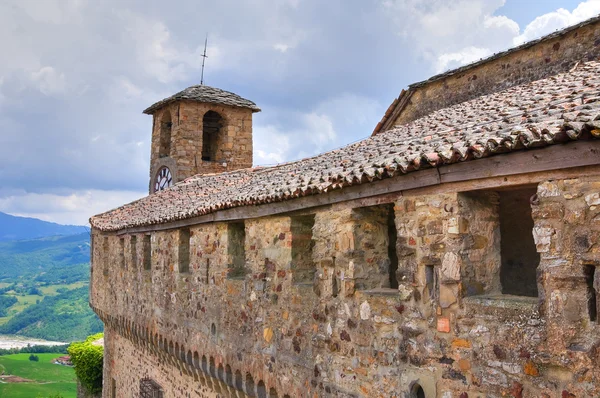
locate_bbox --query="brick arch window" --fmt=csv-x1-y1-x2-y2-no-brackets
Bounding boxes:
202,110,223,161
158,110,172,158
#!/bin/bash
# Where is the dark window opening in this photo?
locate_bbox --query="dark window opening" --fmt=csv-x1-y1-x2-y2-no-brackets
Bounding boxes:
202,110,222,161
205,259,210,284
499,187,539,297
235,370,244,391
227,222,247,278
119,238,125,269
585,264,598,323
130,236,137,269
291,215,316,284
143,235,152,271
245,373,256,397
257,381,267,398
140,378,164,398
425,264,437,301
103,237,109,276
387,207,399,289
353,204,398,290
410,383,425,398
158,111,172,158
111,378,116,398
178,229,190,273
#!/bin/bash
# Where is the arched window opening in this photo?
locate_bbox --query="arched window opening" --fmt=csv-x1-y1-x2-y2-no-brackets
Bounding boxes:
245,373,256,397
159,111,172,158
202,111,223,161
257,381,267,398
410,383,426,398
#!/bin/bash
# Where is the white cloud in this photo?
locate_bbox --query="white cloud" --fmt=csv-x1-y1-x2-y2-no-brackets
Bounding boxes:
514,1,600,45
0,189,146,225
435,46,492,73
384,0,600,74
30,66,66,96
253,93,381,165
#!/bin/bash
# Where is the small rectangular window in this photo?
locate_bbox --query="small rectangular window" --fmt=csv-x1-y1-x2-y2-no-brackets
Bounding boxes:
178,229,190,273
425,264,437,300
227,222,246,278
291,215,316,284
585,264,598,323
143,235,152,271
499,187,539,297
130,235,137,269
460,186,539,297
103,237,109,277
119,237,125,269
140,378,164,398
352,204,398,290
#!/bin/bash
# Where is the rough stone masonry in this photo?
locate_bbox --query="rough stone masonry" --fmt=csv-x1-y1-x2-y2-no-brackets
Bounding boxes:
90,16,600,398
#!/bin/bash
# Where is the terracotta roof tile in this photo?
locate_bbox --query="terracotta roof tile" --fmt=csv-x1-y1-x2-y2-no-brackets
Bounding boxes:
92,61,600,231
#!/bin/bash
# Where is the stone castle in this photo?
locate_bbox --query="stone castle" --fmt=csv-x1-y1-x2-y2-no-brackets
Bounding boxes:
90,16,600,398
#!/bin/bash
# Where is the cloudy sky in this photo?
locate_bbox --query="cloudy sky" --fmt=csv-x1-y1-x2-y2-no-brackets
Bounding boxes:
1,0,599,225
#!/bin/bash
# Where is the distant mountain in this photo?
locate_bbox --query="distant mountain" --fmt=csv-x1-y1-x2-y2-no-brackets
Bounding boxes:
0,212,88,241
0,232,90,280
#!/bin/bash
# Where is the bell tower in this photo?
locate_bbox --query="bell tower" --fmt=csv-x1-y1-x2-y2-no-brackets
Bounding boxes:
143,85,260,193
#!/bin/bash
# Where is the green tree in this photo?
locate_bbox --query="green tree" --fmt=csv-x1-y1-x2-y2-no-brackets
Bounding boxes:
68,333,104,394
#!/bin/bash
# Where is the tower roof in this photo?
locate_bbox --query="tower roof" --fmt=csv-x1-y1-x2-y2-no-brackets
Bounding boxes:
143,85,261,115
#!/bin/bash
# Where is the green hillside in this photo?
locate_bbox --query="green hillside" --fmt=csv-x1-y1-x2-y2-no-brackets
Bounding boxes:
0,287,102,342
0,232,102,342
0,233,90,281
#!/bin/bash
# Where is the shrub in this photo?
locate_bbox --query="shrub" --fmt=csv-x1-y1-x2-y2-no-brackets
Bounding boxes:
29,353,39,361
68,332,103,394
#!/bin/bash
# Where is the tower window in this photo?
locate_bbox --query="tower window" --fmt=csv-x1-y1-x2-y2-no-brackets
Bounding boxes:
158,111,172,158
227,222,247,278
202,110,222,161
178,229,190,273
291,215,316,284
352,204,398,290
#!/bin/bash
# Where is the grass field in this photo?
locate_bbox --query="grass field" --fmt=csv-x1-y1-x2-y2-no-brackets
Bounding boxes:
0,353,76,398
39,282,87,297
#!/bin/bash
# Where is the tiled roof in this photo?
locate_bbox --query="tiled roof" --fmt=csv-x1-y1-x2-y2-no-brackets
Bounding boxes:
92,61,600,231
143,85,261,114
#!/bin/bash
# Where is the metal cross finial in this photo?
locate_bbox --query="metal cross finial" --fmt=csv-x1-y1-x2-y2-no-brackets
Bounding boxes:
200,34,208,85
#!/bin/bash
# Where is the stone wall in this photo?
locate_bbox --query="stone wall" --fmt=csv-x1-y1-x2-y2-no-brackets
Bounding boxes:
149,101,253,192
387,18,600,127
91,175,600,397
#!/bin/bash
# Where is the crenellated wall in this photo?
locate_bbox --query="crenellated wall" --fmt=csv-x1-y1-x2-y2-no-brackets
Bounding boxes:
90,174,600,397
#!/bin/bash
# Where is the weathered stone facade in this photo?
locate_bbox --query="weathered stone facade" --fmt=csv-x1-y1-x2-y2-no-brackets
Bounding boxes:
91,16,600,398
